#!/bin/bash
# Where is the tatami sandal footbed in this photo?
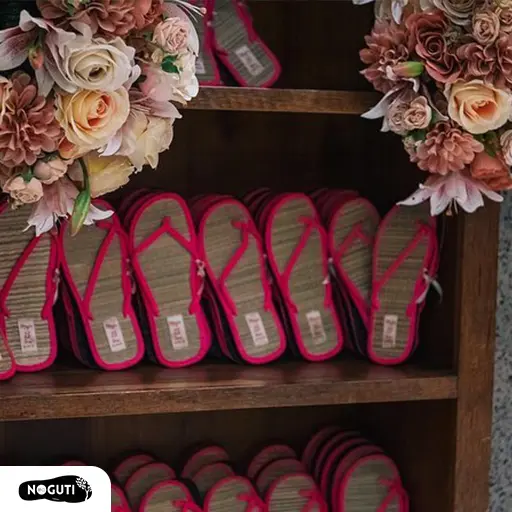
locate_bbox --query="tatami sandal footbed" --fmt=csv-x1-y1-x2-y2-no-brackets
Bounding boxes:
59,200,144,370
369,204,438,365
266,474,327,512
181,445,231,480
255,458,304,497
140,480,200,512
248,444,297,481
263,194,343,361
211,0,281,87
0,201,59,375
113,453,155,486
128,193,211,367
111,483,131,511
204,476,264,512
191,462,235,499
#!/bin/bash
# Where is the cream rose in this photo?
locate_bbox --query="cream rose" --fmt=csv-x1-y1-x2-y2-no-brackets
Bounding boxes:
404,96,432,130
3,176,43,204
34,157,70,185
45,23,137,93
56,88,130,156
153,17,190,55
473,10,500,44
432,0,476,25
82,153,134,198
118,111,174,171
447,80,511,134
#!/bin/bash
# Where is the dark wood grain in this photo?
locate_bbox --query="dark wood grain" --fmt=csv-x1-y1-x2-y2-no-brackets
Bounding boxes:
186,87,380,114
452,203,499,512
0,360,457,421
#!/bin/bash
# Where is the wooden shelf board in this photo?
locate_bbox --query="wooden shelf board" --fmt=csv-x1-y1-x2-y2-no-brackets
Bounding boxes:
0,360,457,421
186,87,379,114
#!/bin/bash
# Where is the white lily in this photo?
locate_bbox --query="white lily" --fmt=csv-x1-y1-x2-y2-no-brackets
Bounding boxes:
398,171,503,215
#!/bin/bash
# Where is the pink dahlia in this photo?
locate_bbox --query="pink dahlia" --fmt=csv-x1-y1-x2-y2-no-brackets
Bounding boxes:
37,0,137,36
408,121,484,174
0,72,62,168
134,0,164,30
360,21,410,93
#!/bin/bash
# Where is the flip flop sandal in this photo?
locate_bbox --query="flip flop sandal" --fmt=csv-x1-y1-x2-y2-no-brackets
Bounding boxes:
255,458,305,497
247,444,297,481
204,476,265,512
191,462,235,500
321,438,380,499
111,484,131,512
191,0,222,85
197,197,286,364
118,189,153,224
128,193,211,367
140,481,201,512
302,426,341,472
211,0,281,87
370,204,438,365
313,431,363,483
59,201,144,370
0,202,59,375
328,197,380,330
113,454,155,486
266,474,327,512
263,193,343,361
330,445,384,511
125,462,177,511
61,460,87,466
336,454,408,512
181,446,231,480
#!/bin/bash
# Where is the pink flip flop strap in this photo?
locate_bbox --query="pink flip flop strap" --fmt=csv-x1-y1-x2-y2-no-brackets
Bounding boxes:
134,215,204,315
333,222,373,262
372,222,434,317
81,219,133,321
173,499,202,512
216,219,273,317
112,506,130,512
299,488,328,512
377,478,409,512
277,216,332,313
238,491,265,511
0,233,59,342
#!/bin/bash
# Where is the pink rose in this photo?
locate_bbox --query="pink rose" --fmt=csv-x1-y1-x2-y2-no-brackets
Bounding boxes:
499,8,512,33
33,157,70,185
403,96,432,130
473,10,500,45
387,98,409,135
152,17,189,55
3,176,43,204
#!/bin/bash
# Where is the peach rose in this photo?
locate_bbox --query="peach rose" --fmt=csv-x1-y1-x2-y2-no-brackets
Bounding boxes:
3,176,43,204
118,111,174,170
447,80,511,134
33,157,70,185
470,151,512,190
56,88,130,156
153,17,190,55
82,153,134,197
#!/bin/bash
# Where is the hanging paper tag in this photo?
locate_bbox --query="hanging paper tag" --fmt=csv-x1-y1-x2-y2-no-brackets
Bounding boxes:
167,315,189,350
245,312,269,347
103,317,127,353
382,315,398,348
18,319,38,353
195,55,206,75
306,311,327,346
235,45,265,76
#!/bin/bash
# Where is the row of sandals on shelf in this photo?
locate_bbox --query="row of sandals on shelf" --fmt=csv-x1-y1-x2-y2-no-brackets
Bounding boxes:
0,188,440,379
64,426,409,511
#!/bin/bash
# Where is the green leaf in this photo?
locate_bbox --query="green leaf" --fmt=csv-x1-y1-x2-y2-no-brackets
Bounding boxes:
20,169,33,183
161,56,179,74
410,129,427,142
70,189,91,237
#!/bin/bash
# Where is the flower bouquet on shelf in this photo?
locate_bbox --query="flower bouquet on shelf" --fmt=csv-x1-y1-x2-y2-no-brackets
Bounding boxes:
356,0,512,214
0,0,200,235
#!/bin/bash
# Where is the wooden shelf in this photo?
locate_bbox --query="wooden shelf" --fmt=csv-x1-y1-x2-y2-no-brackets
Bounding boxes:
186,87,379,114
0,360,457,421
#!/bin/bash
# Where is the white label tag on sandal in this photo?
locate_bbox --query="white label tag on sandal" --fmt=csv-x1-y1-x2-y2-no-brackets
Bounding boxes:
235,45,265,76
167,315,189,350
18,319,38,353
103,317,126,352
245,312,269,347
306,311,327,346
382,315,398,348
195,55,206,75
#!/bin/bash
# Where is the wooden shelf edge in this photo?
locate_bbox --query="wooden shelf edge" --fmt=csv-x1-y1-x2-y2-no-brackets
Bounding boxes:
0,361,457,421
186,87,379,114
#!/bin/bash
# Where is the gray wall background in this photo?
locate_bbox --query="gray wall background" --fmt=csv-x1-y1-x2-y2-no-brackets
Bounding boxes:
491,193,512,512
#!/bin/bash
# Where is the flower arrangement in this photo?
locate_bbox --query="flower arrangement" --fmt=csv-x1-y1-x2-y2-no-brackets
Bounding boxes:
356,0,512,214
0,0,200,234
